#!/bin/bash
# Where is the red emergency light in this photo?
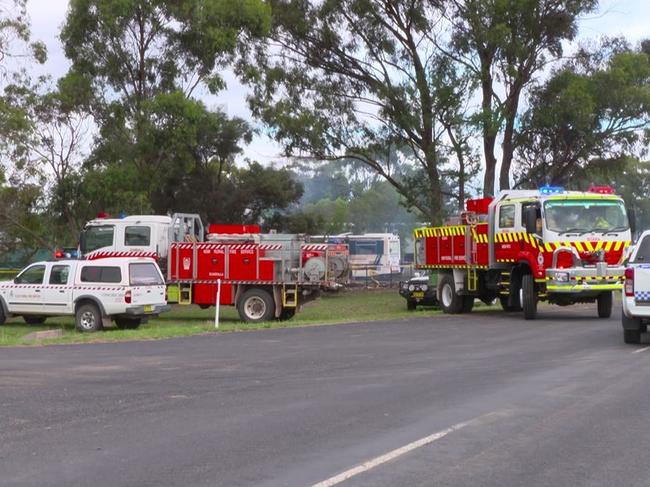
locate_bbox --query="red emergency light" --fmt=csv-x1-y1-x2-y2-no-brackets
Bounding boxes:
587,185,615,195
96,212,111,218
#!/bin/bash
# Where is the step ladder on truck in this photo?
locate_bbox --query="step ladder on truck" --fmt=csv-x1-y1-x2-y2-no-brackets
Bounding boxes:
79,214,350,322
413,186,633,320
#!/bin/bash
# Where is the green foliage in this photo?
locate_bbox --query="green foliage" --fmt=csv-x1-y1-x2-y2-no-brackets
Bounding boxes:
245,0,479,224
450,0,598,193
0,0,47,67
515,40,650,187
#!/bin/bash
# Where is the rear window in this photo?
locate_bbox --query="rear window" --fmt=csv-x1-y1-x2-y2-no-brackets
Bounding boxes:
80,266,122,283
129,263,164,285
633,237,650,263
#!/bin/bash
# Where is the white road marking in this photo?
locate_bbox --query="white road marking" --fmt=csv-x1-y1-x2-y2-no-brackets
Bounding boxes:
310,414,489,487
632,346,650,354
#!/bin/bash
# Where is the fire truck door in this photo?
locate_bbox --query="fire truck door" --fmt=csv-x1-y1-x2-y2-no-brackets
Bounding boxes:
496,203,518,262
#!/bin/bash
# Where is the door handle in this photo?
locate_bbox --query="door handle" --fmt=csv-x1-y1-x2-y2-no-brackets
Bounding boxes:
59,290,65,293
35,289,41,293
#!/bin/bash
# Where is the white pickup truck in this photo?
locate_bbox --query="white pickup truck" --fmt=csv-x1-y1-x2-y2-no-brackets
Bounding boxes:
622,231,650,343
0,258,170,332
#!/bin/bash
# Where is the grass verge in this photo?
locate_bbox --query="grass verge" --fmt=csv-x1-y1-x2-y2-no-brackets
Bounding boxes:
1,289,475,347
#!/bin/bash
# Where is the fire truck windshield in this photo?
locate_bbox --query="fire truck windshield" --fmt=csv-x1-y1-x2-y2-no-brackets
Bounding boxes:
543,200,628,234
80,225,115,253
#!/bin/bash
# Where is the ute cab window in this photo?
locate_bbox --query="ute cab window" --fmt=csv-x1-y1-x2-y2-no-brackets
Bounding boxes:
15,265,45,284
49,265,70,285
499,205,515,228
80,225,114,253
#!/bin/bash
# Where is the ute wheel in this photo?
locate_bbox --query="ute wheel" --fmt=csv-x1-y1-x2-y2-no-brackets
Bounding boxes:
278,307,296,321
522,274,537,320
0,306,5,325
23,316,46,325
461,296,474,313
238,288,275,323
407,299,417,311
438,274,463,314
597,292,613,319
115,317,142,330
75,303,103,332
199,304,211,310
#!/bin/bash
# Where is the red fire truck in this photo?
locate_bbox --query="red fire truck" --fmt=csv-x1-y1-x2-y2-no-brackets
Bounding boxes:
78,214,349,322
414,186,633,319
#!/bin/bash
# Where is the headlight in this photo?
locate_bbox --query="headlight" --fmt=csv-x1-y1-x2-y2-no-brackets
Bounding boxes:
421,284,428,291
408,284,415,291
555,272,570,282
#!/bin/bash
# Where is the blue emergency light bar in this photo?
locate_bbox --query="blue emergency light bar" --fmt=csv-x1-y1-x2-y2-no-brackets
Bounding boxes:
539,185,565,195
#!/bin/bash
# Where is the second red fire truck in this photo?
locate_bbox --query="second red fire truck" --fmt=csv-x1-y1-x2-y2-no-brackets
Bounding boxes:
78,214,349,322
414,186,632,319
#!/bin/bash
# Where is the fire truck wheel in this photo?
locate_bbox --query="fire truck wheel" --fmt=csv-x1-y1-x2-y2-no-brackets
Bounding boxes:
23,315,46,325
279,307,296,321
115,317,142,329
75,303,103,332
438,274,463,314
597,292,613,318
0,306,5,325
462,297,474,313
522,274,537,320
238,288,275,323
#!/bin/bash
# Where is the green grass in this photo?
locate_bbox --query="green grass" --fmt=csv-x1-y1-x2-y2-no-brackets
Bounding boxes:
1,289,467,347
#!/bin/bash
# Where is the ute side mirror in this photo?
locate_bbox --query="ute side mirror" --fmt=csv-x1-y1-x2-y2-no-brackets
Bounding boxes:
524,206,538,234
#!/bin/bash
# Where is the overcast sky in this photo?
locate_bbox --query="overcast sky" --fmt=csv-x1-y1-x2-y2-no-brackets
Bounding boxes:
22,0,650,166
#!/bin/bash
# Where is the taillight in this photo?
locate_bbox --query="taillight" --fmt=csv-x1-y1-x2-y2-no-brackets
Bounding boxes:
625,268,634,296
124,290,132,304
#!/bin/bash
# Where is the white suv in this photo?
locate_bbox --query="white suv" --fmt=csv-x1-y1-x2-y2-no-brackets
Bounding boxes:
0,258,170,332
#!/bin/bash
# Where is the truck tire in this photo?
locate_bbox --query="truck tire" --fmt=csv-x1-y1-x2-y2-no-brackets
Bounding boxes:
115,317,142,329
407,299,417,311
597,292,613,318
522,274,537,320
75,303,103,332
461,296,474,313
0,306,5,325
438,274,463,314
23,316,46,325
238,288,275,323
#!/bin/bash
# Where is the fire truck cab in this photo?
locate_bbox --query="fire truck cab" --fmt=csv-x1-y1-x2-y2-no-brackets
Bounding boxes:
414,186,632,319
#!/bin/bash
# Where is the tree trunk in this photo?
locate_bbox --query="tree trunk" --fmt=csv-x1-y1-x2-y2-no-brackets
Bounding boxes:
499,96,520,191
480,73,497,197
426,156,444,226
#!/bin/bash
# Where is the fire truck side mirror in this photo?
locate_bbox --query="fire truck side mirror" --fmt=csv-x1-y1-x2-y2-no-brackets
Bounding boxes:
523,207,538,234
628,207,636,236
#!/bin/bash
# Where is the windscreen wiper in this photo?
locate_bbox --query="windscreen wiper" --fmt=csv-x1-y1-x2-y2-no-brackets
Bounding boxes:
558,228,589,236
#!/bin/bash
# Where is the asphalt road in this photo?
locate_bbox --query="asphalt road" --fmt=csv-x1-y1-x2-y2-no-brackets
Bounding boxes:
1,304,649,487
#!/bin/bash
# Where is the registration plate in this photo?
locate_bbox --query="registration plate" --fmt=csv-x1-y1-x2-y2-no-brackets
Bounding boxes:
144,305,153,313
412,291,425,299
